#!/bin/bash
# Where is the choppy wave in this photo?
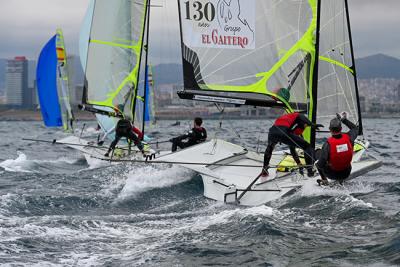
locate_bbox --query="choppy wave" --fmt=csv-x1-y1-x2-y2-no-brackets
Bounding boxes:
0,152,83,173
116,165,194,201
0,120,398,266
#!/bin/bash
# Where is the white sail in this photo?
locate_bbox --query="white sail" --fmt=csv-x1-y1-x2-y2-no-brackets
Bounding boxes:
80,0,149,137
317,0,361,132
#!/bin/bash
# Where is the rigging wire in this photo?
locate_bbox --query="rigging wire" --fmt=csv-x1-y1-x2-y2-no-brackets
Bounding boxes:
95,156,313,169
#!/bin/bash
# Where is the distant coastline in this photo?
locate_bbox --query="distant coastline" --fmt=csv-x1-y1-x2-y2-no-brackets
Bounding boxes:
0,109,398,121
0,109,95,122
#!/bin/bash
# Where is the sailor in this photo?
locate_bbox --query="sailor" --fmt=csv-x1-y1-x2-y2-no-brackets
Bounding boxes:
103,118,144,157
262,112,323,177
170,117,207,152
316,112,358,185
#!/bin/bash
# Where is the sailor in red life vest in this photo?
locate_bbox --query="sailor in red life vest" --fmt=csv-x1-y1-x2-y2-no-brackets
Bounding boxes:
102,118,145,157
170,117,207,152
316,112,359,185
262,112,323,177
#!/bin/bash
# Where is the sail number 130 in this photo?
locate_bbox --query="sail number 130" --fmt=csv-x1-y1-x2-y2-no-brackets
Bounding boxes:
184,1,216,22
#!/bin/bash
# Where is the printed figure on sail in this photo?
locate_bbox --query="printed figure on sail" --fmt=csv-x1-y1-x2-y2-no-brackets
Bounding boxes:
216,0,255,47
182,0,255,49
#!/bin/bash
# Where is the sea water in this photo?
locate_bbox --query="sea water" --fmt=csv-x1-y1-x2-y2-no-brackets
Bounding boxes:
0,119,399,266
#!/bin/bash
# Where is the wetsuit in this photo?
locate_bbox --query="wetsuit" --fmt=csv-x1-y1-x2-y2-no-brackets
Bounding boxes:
171,127,207,152
264,113,318,175
105,119,144,156
316,118,358,181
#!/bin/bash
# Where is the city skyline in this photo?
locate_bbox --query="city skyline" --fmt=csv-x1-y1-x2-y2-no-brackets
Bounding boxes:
0,0,399,63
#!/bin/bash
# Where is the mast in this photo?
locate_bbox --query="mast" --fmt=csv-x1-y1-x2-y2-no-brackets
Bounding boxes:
142,0,151,134
310,0,322,153
132,0,150,121
81,0,96,106
344,0,363,135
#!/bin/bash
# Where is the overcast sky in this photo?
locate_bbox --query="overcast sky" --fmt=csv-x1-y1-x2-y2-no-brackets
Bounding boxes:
0,0,399,63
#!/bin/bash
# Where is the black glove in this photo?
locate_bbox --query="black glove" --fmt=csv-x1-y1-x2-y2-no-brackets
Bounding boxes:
97,140,104,146
314,124,324,130
336,112,347,121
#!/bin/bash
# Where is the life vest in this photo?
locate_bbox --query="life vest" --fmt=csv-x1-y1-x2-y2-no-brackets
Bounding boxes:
327,134,353,171
189,127,207,144
274,113,304,135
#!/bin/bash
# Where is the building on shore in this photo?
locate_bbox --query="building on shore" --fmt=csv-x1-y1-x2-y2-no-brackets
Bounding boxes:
6,56,30,108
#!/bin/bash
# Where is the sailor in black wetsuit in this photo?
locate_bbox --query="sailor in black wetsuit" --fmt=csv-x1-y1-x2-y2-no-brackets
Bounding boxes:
262,112,323,177
316,112,358,185
104,119,144,157
170,117,207,152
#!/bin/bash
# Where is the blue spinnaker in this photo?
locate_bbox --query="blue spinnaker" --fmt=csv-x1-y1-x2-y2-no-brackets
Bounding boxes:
37,35,62,127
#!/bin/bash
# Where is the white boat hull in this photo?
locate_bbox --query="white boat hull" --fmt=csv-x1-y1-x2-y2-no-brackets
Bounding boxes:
58,135,157,167
157,139,382,206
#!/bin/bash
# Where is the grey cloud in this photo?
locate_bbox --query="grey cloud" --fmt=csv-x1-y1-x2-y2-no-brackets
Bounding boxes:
0,0,89,58
348,0,400,57
0,0,399,62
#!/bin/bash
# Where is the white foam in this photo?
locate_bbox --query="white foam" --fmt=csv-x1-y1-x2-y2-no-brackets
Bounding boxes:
299,178,375,198
0,152,80,173
85,157,109,170
189,205,277,231
0,152,32,173
341,195,374,208
116,165,194,201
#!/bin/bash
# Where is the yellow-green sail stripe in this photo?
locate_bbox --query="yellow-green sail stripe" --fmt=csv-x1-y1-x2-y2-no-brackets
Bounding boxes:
319,56,354,74
303,0,318,143
90,39,141,52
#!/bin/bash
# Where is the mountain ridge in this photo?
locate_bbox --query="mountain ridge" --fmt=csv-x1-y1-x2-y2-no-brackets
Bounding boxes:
1,53,400,94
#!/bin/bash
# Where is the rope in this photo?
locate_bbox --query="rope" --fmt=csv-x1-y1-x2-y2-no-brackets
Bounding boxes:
215,103,242,139
96,156,314,169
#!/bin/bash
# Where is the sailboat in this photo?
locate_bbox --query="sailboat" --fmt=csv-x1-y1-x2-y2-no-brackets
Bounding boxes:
59,0,157,164
36,29,74,132
155,0,382,205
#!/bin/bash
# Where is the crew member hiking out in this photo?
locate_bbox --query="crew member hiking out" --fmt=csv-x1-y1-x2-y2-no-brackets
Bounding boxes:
170,117,207,152
103,118,144,157
262,112,323,177
316,112,358,185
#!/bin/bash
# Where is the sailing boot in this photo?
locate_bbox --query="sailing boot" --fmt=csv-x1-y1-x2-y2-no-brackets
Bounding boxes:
317,178,329,186
261,167,269,177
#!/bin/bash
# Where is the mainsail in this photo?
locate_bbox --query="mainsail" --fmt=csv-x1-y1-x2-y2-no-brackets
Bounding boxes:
36,30,74,131
177,0,362,143
178,0,317,111
81,0,149,125
316,0,362,134
79,0,117,135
